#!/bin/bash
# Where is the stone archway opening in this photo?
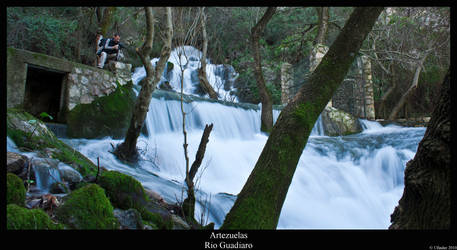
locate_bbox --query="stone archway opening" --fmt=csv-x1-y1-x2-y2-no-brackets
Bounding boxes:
23,65,67,123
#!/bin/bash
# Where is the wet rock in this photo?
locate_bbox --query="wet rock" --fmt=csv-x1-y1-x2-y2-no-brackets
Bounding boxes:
50,182,69,194
58,163,83,190
321,106,362,136
113,208,144,230
7,152,29,178
171,214,191,230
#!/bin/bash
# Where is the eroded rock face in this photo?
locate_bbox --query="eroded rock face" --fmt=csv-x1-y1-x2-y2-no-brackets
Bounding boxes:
321,106,362,136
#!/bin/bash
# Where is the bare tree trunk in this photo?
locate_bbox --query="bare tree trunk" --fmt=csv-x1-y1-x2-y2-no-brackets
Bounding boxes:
389,69,450,229
113,7,173,162
221,7,384,229
182,123,214,220
388,53,429,120
315,7,329,45
379,64,396,118
198,8,218,99
251,7,276,133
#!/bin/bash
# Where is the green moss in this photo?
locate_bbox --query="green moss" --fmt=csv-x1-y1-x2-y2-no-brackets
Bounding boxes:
6,126,29,149
66,83,136,139
144,212,173,230
142,219,159,229
167,61,174,71
7,204,64,230
97,171,174,229
293,102,319,132
7,173,26,206
98,171,149,215
56,184,118,229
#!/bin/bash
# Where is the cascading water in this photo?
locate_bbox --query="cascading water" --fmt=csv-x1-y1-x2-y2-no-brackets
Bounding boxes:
58,77,425,228
9,45,426,229
132,46,239,102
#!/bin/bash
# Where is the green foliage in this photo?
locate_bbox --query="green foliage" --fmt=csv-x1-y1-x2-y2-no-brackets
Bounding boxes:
266,82,281,105
7,173,26,206
7,7,78,59
39,112,53,120
7,204,64,230
56,184,118,229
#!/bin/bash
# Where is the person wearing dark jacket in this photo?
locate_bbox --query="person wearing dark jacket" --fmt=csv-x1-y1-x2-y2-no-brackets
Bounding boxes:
97,34,122,69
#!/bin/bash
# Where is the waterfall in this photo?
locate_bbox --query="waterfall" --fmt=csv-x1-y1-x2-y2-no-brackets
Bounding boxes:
57,88,425,229
8,45,425,229
131,46,239,102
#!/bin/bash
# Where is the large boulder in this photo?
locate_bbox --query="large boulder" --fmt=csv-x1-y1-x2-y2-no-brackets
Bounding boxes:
56,184,118,229
321,106,362,136
66,81,136,139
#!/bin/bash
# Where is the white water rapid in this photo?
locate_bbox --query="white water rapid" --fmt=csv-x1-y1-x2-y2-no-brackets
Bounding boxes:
7,46,426,229
55,84,425,229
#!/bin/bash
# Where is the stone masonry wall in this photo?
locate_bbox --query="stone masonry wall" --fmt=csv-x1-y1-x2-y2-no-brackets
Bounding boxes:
7,47,132,113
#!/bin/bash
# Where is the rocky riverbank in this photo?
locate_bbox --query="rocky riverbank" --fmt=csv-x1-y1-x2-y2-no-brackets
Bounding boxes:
6,108,211,230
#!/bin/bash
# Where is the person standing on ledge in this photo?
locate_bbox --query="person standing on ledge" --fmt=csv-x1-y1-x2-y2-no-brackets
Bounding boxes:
96,33,124,69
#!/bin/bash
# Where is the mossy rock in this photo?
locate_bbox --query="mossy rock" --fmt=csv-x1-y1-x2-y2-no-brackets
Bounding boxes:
7,108,98,178
98,171,149,216
66,81,136,139
321,106,362,136
98,170,173,229
7,173,26,206
56,184,118,229
7,204,64,230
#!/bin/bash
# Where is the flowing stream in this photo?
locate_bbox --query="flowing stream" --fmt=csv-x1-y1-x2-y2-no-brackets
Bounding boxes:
56,100,424,229
7,46,426,229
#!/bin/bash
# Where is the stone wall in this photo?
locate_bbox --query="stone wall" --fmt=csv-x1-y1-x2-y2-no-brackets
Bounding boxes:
280,62,293,104
7,47,132,117
66,61,131,110
332,56,376,120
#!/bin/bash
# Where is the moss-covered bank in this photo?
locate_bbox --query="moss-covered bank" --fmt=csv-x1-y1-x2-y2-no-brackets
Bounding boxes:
7,108,98,178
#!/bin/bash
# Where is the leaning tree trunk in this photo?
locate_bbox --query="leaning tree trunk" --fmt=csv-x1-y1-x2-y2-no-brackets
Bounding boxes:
220,7,384,229
251,7,276,133
182,123,214,222
378,64,396,118
113,7,173,162
388,53,429,120
389,69,450,229
198,8,218,100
